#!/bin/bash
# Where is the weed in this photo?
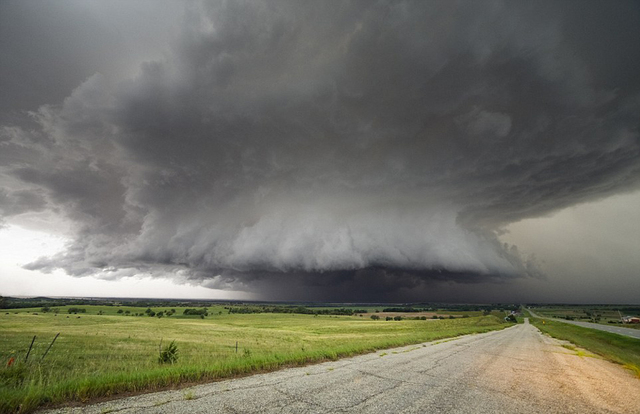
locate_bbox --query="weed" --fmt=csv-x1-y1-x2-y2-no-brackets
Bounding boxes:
0,363,29,388
158,341,178,364
183,391,195,400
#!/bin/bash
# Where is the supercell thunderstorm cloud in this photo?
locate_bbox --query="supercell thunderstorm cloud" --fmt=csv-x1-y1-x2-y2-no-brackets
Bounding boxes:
1,1,639,301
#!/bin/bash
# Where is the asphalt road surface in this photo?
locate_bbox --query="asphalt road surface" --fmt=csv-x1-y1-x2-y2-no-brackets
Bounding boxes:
527,308,640,340
43,319,640,414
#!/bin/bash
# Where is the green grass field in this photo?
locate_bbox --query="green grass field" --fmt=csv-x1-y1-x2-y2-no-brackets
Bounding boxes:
0,305,509,413
528,316,640,378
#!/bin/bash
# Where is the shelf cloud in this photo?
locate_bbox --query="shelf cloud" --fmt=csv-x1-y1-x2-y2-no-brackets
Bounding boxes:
2,1,639,300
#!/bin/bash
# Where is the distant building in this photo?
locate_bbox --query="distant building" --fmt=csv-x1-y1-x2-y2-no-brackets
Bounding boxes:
621,316,640,324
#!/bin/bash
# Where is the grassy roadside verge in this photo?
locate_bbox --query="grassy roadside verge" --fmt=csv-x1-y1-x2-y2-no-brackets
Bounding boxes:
1,312,509,414
529,317,640,378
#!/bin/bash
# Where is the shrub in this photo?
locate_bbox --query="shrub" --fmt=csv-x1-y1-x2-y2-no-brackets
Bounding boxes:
370,315,380,320
393,316,403,321
158,341,178,364
385,316,393,321
183,308,207,316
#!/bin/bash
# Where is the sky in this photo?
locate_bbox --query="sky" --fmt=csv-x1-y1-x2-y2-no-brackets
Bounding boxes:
1,0,639,303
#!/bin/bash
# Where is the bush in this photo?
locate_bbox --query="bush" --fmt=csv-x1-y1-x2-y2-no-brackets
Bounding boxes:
385,316,393,321
370,314,380,320
393,316,403,321
183,308,208,316
158,341,178,364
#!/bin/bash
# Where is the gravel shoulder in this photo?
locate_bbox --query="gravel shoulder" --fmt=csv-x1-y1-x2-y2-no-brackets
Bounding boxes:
42,319,640,414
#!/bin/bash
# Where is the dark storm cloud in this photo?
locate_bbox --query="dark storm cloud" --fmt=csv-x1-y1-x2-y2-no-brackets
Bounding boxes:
2,1,639,300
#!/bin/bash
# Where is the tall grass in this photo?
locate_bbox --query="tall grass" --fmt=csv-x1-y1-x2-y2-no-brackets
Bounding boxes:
0,307,507,413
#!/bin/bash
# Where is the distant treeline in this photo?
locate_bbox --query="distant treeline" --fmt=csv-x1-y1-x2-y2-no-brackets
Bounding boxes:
382,307,425,312
0,297,100,309
227,306,367,316
1,296,526,314
0,296,237,310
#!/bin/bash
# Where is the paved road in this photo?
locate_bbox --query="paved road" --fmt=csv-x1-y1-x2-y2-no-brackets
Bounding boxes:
43,320,640,414
527,308,640,340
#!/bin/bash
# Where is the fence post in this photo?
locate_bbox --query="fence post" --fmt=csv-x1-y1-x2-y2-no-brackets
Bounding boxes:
25,336,36,362
41,333,60,361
